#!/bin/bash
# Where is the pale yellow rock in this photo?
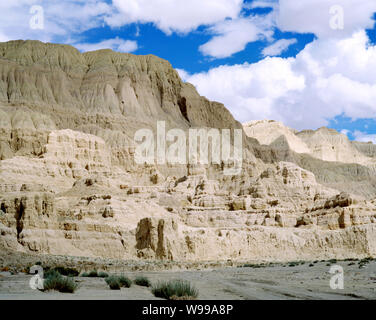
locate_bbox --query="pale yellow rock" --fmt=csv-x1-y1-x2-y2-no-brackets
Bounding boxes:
244,120,311,154
244,120,374,165
0,41,375,263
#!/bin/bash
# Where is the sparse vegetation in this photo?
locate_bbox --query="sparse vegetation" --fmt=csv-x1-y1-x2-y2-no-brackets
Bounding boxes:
51,266,79,277
170,295,197,300
105,276,121,290
240,262,281,268
134,276,151,287
44,269,61,279
358,257,373,268
105,275,132,290
88,270,98,277
98,272,109,278
80,270,100,277
241,263,265,268
118,275,132,288
79,270,98,277
42,271,77,293
152,280,198,300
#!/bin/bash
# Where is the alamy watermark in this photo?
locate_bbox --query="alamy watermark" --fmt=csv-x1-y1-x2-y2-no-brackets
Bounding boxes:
29,5,44,30
330,5,344,30
133,121,243,176
329,265,344,290
29,265,44,290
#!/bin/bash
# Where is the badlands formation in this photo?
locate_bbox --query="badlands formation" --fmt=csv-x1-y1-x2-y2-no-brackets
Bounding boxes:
0,40,376,264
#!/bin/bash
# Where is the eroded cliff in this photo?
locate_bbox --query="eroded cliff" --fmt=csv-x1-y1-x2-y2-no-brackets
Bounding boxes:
0,41,376,263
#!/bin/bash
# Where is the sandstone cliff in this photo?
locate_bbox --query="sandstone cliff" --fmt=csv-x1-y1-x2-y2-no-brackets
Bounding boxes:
0,41,375,263
244,120,376,199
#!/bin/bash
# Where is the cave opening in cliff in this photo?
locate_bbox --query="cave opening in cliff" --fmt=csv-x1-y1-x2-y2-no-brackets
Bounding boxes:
178,97,189,123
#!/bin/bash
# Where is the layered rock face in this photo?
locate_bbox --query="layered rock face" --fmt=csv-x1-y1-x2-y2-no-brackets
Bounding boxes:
0,41,376,262
244,120,375,164
244,120,376,199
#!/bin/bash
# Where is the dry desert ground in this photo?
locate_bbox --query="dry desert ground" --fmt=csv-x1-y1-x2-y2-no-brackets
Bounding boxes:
0,259,375,300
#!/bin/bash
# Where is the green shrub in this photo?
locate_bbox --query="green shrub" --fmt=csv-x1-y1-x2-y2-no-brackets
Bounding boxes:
81,270,102,277
118,275,132,288
359,257,372,264
88,270,98,277
51,266,79,277
105,276,121,290
134,276,151,287
358,257,372,268
170,295,196,300
152,280,198,300
43,272,77,293
344,258,357,262
44,269,61,279
288,262,299,267
241,263,264,268
105,275,132,290
287,261,306,267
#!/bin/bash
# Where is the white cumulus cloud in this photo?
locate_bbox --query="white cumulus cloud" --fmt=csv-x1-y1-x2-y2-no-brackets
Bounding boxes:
186,57,305,124
0,31,10,42
200,15,274,58
175,69,191,82
0,0,111,42
262,38,297,56
74,37,138,53
184,30,376,130
106,0,243,34
353,130,376,144
245,0,278,9
277,0,376,38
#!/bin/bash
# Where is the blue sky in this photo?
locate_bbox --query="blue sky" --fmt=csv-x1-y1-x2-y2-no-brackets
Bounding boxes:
77,3,316,74
1,0,376,143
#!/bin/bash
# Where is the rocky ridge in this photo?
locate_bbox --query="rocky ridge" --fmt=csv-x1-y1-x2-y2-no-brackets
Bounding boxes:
0,41,376,263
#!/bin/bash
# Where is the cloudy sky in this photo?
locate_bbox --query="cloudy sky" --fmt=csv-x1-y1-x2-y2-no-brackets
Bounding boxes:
1,0,376,142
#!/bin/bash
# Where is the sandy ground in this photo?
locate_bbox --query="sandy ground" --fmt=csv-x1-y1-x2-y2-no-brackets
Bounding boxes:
1,260,375,300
